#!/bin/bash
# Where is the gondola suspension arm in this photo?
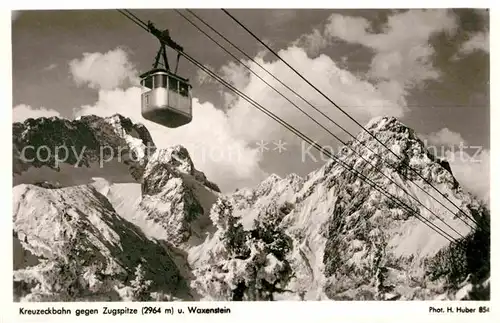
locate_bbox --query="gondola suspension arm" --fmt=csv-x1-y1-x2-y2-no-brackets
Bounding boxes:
147,20,184,72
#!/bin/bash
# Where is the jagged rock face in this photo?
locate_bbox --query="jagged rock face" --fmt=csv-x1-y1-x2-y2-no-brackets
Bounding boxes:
303,117,489,300
145,146,220,193
13,184,187,301
11,114,219,301
11,114,489,302
13,114,156,186
230,173,303,229
139,147,206,244
196,116,489,301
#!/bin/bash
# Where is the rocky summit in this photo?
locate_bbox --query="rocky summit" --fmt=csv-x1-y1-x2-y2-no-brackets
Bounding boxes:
12,114,490,301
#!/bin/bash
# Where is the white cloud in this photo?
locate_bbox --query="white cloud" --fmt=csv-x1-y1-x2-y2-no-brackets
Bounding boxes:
216,11,457,151
423,128,467,147
219,61,252,107
422,127,489,205
297,9,457,101
13,104,61,122
219,46,406,146
447,149,490,205
43,63,57,71
69,47,139,90
294,29,329,56
196,64,217,85
325,10,457,97
324,14,371,44
74,87,267,192
457,31,489,56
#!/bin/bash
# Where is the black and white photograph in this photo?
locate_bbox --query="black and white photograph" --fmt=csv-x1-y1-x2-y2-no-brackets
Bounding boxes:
11,7,490,304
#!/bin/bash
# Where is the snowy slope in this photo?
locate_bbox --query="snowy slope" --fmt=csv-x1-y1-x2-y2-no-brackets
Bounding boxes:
11,115,489,302
13,184,188,301
189,116,490,301
12,115,219,302
88,145,220,244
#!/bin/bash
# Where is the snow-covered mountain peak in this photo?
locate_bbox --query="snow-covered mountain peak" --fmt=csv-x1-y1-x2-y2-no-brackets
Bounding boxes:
333,116,459,192
13,114,155,187
148,145,195,174
355,116,426,154
191,116,489,301
12,114,489,302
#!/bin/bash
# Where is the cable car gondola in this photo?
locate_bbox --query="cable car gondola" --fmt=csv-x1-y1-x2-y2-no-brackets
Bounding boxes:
140,21,192,128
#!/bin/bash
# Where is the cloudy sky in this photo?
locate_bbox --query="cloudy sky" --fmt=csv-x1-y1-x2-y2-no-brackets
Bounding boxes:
12,8,490,202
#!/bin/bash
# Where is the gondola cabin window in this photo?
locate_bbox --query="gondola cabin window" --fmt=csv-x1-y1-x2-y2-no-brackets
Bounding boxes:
140,77,153,105
166,76,191,115
179,82,189,97
169,76,179,92
154,74,167,88
141,77,153,90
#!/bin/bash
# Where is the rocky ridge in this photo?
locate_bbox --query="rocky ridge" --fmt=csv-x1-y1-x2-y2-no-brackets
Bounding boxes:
12,114,490,301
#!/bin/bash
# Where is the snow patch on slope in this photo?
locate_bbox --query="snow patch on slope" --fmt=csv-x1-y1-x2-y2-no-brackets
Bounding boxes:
13,184,187,301
11,114,489,302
